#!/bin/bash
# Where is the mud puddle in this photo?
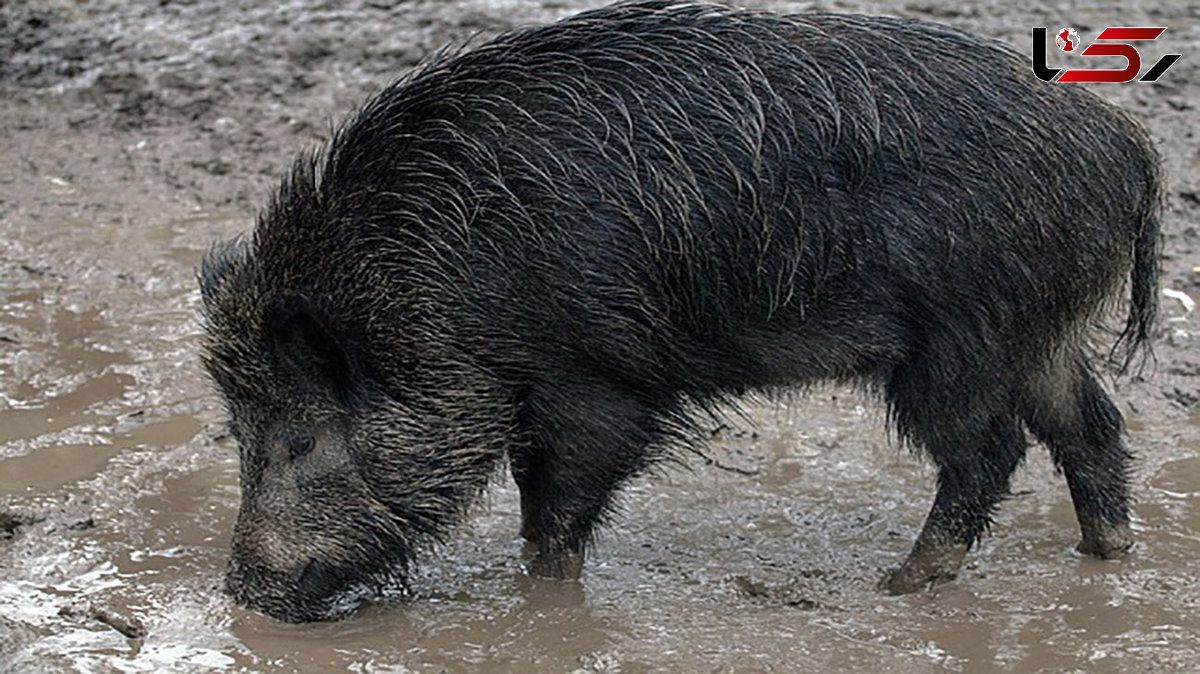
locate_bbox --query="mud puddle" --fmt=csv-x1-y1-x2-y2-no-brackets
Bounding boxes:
1,235,1198,669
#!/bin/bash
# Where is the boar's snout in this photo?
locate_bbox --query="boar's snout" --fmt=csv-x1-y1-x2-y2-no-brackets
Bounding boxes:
226,551,369,623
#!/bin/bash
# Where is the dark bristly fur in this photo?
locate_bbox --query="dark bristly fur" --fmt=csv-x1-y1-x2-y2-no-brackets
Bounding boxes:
200,0,1162,622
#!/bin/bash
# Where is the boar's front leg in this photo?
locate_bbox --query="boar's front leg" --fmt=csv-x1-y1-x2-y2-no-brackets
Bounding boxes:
510,378,664,579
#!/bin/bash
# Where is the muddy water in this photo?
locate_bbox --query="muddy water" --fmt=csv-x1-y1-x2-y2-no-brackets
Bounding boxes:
2,214,1199,672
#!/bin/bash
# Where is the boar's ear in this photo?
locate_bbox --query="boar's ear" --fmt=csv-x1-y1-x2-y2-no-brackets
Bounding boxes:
263,294,359,403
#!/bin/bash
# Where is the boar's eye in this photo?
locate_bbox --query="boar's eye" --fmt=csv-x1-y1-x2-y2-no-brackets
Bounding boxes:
286,432,315,461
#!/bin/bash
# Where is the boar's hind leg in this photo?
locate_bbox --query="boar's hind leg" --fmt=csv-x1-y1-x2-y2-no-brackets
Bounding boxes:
510,381,660,580
881,359,1028,594
1019,353,1133,559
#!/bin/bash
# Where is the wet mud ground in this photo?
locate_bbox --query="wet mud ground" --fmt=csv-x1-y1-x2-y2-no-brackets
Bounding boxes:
1,0,1199,671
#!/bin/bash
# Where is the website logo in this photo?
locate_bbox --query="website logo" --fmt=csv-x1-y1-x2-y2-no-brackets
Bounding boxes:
1032,27,1181,83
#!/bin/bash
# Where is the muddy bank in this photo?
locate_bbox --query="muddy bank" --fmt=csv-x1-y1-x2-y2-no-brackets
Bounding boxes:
2,0,1199,671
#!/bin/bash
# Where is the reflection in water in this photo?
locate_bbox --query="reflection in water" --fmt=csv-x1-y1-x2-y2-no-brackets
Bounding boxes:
226,573,615,671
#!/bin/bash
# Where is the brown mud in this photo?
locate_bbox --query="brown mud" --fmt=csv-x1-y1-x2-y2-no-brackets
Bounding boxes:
2,0,1199,671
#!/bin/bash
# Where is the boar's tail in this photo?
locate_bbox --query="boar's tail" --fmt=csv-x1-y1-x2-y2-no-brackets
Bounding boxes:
1113,169,1163,375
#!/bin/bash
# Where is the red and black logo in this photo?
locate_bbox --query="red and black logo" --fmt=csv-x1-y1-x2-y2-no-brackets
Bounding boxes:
1032,27,1181,83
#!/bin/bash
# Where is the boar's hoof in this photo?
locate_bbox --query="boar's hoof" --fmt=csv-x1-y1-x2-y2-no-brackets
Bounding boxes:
1077,521,1134,560
878,542,969,595
524,545,584,580
879,565,957,596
